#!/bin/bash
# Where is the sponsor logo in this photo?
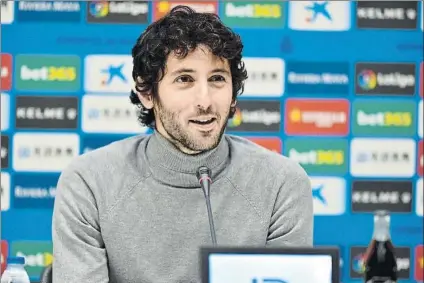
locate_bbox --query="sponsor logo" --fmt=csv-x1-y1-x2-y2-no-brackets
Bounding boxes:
1,240,8,274
1,93,9,131
84,55,133,93
87,1,149,24
285,99,350,136
288,1,350,31
13,174,59,209
1,53,12,91
10,241,53,279
15,96,79,130
246,137,282,153
418,140,423,176
221,1,284,28
284,138,348,175
356,1,418,30
286,61,350,95
350,246,411,279
355,62,416,96
15,55,81,92
227,100,281,132
350,138,416,177
1,172,10,212
13,133,80,172
16,1,81,22
352,99,416,136
417,179,423,217
1,1,14,24
153,1,217,21
419,100,423,138
82,136,124,154
1,135,9,169
415,245,424,281
242,58,284,97
310,177,346,215
82,95,148,134
351,180,413,213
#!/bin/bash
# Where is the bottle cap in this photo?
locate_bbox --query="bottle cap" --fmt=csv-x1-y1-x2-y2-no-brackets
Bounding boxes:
6,256,25,265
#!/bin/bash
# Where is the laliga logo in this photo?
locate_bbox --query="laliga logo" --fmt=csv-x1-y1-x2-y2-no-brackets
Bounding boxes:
353,253,366,274
252,279,288,283
89,1,109,17
358,69,377,90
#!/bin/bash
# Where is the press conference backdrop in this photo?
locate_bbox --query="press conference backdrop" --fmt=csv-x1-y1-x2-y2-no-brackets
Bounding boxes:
0,1,423,282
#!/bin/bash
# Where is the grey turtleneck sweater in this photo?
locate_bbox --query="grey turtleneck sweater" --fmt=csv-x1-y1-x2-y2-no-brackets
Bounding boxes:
52,131,313,283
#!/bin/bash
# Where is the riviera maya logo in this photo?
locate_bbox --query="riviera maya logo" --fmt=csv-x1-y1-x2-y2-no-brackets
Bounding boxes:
358,69,377,90
228,107,242,127
89,1,109,17
352,253,366,274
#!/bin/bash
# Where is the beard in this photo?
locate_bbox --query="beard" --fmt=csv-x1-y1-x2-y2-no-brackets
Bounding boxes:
154,99,230,153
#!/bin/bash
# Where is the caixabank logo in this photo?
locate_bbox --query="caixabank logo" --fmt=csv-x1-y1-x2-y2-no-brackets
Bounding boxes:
15,54,81,92
355,62,416,96
350,246,411,280
87,1,149,24
415,245,423,281
227,100,281,132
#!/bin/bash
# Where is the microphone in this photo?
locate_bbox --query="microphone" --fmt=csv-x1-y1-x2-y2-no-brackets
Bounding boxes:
196,166,217,246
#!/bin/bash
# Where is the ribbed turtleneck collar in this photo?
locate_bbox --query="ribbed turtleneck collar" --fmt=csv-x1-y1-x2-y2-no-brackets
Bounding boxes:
143,130,230,188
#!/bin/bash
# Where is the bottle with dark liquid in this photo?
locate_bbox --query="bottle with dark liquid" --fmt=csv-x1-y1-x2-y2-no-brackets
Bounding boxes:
362,210,398,283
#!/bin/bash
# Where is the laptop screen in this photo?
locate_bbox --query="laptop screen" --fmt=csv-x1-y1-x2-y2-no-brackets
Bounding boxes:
201,247,339,283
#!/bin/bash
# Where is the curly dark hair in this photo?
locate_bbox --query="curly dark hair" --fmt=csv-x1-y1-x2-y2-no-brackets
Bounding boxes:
130,5,248,128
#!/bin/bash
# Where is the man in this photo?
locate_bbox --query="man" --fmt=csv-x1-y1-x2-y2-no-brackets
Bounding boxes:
52,5,313,283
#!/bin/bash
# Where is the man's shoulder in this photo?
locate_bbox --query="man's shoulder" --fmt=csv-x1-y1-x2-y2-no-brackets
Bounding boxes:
64,134,149,175
224,134,308,179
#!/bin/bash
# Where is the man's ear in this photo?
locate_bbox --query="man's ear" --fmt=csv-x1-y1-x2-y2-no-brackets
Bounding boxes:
135,76,154,109
137,91,154,109
230,99,237,107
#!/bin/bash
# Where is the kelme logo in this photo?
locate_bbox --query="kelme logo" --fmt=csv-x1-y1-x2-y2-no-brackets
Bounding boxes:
284,138,348,174
222,1,284,28
15,55,80,92
353,100,416,136
11,241,53,278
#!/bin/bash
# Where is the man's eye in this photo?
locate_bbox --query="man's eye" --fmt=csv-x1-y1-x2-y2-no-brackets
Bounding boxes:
210,75,226,82
175,76,193,83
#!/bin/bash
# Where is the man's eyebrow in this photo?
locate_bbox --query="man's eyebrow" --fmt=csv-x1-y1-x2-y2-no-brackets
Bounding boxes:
170,68,195,76
210,68,231,75
169,68,231,76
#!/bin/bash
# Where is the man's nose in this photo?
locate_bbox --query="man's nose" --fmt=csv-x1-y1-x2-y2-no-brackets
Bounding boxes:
195,82,213,110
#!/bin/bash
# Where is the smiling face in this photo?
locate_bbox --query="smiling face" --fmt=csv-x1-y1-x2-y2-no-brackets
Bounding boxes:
138,45,235,154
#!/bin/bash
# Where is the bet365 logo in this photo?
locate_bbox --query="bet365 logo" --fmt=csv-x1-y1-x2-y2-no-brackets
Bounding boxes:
16,55,80,92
